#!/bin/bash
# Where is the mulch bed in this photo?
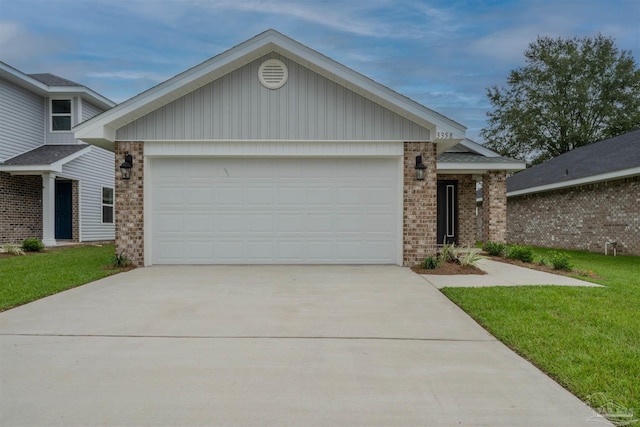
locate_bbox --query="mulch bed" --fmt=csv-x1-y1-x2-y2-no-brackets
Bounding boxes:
411,262,486,275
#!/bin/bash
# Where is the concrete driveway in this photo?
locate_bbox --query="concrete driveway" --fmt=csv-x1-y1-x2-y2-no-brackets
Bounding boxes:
0,266,603,426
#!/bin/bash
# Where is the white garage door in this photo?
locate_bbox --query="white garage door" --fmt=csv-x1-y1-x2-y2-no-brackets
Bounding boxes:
150,157,399,264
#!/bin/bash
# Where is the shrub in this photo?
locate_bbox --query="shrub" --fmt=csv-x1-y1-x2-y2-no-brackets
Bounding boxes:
438,242,458,264
111,252,131,268
506,245,534,263
422,256,441,270
482,241,506,257
549,251,572,271
22,238,44,252
458,249,485,267
1,243,25,256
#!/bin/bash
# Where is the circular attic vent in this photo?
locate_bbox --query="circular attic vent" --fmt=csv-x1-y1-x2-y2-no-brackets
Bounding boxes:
258,59,288,89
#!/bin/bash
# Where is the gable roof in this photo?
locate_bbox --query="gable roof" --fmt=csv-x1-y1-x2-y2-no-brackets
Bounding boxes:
0,144,91,174
0,61,115,110
437,139,526,173
75,29,466,151
507,129,640,196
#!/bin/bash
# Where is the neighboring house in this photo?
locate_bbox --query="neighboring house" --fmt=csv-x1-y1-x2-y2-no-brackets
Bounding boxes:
0,61,116,246
75,29,524,267
478,129,640,255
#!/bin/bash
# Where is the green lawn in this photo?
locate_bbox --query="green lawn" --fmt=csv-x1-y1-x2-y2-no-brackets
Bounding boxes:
442,247,640,424
0,244,118,311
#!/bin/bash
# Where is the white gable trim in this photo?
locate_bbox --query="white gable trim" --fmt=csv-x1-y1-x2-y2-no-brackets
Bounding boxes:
75,30,465,151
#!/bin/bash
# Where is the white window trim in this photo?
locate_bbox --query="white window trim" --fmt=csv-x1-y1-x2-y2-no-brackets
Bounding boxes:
50,98,73,133
101,186,114,224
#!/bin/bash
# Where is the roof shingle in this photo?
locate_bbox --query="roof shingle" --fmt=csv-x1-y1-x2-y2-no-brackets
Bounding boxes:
507,129,640,193
2,145,89,166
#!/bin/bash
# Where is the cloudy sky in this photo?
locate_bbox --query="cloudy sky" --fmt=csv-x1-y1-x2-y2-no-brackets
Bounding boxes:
1,0,638,141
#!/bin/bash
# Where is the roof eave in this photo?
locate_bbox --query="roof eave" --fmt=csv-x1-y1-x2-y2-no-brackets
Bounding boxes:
507,166,640,197
438,161,526,174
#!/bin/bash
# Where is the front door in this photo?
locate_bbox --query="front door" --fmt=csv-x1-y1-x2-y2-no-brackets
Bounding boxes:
437,180,457,245
55,181,73,240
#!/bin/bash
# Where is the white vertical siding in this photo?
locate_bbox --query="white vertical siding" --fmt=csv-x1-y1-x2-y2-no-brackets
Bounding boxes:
0,78,44,161
60,146,115,241
116,54,431,141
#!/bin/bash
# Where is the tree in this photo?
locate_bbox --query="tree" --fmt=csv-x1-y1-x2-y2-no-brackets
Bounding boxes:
481,34,640,164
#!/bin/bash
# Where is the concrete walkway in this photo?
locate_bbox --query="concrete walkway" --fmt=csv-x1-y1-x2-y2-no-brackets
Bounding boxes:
423,258,603,288
0,265,606,426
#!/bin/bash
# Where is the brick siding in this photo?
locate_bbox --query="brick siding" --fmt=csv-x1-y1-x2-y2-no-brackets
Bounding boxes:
437,174,477,247
0,172,42,243
403,142,437,266
115,141,145,266
482,171,507,243
507,176,640,255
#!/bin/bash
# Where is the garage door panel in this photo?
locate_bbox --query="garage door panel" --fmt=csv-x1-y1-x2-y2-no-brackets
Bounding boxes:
151,158,398,264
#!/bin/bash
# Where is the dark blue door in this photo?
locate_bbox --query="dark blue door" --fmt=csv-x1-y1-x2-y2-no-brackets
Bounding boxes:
55,181,73,240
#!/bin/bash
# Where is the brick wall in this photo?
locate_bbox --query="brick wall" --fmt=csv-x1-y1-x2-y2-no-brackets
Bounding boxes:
0,172,42,243
508,176,640,255
437,174,477,247
482,171,507,243
115,142,144,266
403,142,437,266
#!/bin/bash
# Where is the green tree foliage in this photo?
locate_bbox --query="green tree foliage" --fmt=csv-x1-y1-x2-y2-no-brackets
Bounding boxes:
481,34,640,164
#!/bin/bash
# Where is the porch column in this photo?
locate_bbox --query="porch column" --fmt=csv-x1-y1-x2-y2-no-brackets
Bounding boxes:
42,172,57,246
482,170,507,243
403,142,437,266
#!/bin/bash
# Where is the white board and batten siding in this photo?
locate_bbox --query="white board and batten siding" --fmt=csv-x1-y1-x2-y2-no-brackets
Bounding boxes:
60,146,115,241
117,54,431,142
0,78,44,161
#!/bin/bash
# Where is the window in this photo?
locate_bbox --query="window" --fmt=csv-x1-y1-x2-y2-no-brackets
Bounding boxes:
102,187,114,224
51,99,72,131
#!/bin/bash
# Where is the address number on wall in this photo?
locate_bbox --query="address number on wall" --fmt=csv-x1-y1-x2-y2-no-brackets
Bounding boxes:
436,132,454,139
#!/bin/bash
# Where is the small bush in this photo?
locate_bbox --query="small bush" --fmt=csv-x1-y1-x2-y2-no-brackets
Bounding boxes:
438,242,458,264
483,241,506,257
22,238,44,252
1,243,25,256
422,256,441,270
111,252,131,268
549,251,572,271
458,249,485,267
506,245,534,263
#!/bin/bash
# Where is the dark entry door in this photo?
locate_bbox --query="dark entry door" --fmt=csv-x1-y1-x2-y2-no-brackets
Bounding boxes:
55,181,73,240
437,180,457,245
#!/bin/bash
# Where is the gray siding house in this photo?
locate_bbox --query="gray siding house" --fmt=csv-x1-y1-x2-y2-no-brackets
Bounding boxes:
76,30,524,266
0,61,116,246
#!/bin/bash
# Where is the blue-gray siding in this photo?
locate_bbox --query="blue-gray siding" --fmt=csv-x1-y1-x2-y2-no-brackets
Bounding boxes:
0,78,44,161
61,146,115,241
82,100,103,122
116,54,431,141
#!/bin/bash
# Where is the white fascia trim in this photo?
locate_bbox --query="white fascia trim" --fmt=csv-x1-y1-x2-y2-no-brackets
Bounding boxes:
438,161,526,173
0,165,62,174
506,167,640,197
75,30,466,145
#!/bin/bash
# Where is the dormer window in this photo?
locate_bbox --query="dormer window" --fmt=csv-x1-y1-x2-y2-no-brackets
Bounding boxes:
51,99,72,131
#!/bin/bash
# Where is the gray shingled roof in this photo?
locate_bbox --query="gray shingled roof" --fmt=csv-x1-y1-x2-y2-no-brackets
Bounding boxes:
28,73,82,87
437,152,523,164
507,129,640,193
2,145,89,166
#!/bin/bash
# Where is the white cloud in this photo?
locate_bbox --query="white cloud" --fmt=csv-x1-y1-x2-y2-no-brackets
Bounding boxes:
0,21,67,68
